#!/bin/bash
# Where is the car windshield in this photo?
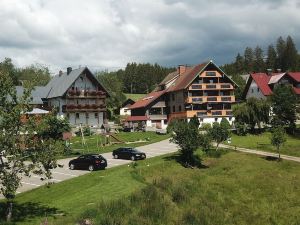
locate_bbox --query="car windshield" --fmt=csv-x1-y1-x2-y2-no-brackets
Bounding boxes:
131,149,142,153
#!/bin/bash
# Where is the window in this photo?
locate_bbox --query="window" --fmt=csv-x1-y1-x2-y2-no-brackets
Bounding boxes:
206,71,216,76
214,118,218,122
229,117,232,121
86,113,89,118
95,113,98,118
76,113,79,119
172,93,175,101
179,105,182,112
200,118,203,122
66,113,70,119
257,87,260,92
173,106,176,112
251,88,254,93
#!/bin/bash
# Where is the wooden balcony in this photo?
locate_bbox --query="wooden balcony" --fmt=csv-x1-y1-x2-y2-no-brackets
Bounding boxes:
186,110,233,118
148,114,168,120
62,104,106,112
66,90,106,99
189,83,234,90
186,96,235,103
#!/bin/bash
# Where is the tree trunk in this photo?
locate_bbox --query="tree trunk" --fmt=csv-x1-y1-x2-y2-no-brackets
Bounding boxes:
6,201,13,222
216,142,219,151
278,146,281,161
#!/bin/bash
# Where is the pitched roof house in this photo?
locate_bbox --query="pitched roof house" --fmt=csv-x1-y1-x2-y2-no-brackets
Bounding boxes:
16,67,109,127
129,61,238,129
243,72,300,99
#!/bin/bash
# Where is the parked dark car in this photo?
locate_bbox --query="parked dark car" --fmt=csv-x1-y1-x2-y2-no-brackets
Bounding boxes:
69,154,107,171
112,147,146,161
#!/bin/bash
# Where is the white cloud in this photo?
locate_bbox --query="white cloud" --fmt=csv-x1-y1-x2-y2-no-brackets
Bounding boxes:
0,0,300,74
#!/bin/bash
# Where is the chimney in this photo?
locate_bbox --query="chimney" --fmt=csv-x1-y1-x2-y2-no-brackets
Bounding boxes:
67,67,72,75
59,70,63,76
277,68,282,73
266,68,272,76
177,65,187,75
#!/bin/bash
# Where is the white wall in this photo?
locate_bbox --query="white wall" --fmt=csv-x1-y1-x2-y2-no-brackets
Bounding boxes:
246,80,266,99
120,107,131,116
187,116,235,127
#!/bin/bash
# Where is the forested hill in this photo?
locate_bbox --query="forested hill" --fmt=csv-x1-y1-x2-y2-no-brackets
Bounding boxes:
96,63,175,95
221,35,300,76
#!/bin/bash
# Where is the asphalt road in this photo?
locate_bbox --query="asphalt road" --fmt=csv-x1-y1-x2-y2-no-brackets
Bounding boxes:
1,139,178,198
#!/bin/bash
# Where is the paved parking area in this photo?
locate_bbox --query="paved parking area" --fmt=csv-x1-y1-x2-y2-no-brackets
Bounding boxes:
0,139,178,198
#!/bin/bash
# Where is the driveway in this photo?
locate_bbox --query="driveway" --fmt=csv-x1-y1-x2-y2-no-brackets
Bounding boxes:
1,139,178,198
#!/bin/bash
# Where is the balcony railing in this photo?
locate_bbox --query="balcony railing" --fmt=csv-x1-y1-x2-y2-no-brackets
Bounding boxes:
67,90,106,98
187,96,235,103
191,84,202,89
62,104,106,112
189,83,233,90
186,110,233,118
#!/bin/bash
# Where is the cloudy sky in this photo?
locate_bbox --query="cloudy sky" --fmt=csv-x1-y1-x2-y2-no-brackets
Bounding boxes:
1,0,300,74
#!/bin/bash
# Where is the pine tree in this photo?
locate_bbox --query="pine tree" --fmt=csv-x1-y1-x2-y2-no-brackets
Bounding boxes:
234,53,244,73
284,35,298,71
266,45,277,71
276,36,286,70
253,46,265,72
244,47,254,72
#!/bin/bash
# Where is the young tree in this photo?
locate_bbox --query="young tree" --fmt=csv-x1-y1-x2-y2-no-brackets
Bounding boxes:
271,84,297,132
189,115,200,130
0,70,66,221
209,122,230,151
270,126,287,160
170,120,202,167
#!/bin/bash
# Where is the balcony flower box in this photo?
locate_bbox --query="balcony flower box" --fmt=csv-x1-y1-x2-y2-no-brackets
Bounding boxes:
91,104,97,109
75,90,81,96
77,104,82,109
85,104,90,109
84,90,89,96
68,90,76,96
67,104,76,109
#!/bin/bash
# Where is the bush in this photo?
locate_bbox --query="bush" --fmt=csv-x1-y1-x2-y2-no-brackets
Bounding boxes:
234,122,247,136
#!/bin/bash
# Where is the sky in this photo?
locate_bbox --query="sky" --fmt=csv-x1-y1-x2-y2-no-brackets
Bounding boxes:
0,0,300,74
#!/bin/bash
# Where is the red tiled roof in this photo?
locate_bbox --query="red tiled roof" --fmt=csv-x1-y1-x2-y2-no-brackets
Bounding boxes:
167,63,208,92
287,72,300,82
293,87,300,95
125,116,149,121
250,73,273,96
128,90,166,109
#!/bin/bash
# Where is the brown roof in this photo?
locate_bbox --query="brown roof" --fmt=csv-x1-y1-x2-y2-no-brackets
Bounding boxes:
167,62,208,92
128,90,166,109
159,71,179,85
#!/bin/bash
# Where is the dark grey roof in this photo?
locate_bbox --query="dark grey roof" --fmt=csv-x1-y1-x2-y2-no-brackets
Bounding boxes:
44,67,86,98
15,86,45,105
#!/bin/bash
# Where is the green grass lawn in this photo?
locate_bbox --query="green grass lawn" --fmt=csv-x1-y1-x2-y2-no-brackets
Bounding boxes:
124,93,145,101
67,131,170,156
2,150,300,224
228,132,300,157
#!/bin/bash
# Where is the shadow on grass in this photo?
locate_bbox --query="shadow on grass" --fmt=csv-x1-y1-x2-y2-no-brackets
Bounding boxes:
263,156,281,162
0,201,61,224
162,154,208,169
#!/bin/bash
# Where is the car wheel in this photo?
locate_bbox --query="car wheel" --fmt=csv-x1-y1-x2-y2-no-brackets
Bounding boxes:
69,164,75,170
114,154,118,159
131,155,136,161
88,165,94,171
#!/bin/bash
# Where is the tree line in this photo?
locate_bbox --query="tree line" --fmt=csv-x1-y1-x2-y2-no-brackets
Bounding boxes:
0,58,51,86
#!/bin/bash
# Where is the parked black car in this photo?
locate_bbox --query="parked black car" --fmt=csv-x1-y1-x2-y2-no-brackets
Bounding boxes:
112,147,146,161
69,154,107,171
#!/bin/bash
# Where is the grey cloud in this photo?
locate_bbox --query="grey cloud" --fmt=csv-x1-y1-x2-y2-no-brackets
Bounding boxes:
0,0,299,73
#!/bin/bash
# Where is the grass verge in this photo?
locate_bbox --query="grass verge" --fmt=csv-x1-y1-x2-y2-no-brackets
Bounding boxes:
228,132,300,157
1,149,300,224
